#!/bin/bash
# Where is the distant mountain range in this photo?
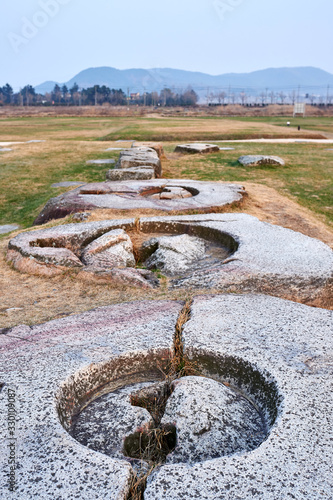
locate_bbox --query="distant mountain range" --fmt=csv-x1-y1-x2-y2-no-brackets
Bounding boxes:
35,66,333,99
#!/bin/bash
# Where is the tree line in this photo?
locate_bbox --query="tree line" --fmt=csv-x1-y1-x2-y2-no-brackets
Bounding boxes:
1,83,331,107
0,83,199,107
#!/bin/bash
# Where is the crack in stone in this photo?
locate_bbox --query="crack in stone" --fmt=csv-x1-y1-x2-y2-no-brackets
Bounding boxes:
126,300,193,499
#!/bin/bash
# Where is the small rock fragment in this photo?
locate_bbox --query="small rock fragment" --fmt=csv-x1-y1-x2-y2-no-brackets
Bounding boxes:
81,229,135,268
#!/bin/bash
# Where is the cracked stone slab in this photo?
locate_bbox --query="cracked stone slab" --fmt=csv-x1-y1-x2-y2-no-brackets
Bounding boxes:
145,294,333,500
7,213,333,304
140,213,333,305
238,155,285,166
6,218,157,288
175,143,220,154
33,180,245,225
0,300,181,499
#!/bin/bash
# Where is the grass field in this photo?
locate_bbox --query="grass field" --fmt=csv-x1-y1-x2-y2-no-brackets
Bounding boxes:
0,115,328,142
0,115,332,230
0,113,332,327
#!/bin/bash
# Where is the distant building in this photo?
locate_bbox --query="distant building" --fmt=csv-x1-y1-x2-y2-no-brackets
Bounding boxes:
130,93,140,100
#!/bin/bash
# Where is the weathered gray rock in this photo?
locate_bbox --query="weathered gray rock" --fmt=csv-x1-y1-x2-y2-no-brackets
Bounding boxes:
81,229,135,268
105,147,124,151
86,159,115,165
72,382,153,462
0,300,181,499
145,295,333,499
0,147,12,152
116,156,162,177
26,140,45,143
151,186,192,200
7,218,134,276
51,181,84,188
238,155,285,166
219,147,235,151
7,213,333,304
0,224,19,235
162,376,266,465
132,143,165,158
106,167,155,181
71,211,91,221
140,213,333,306
2,296,331,498
125,147,157,157
143,234,206,276
175,143,220,154
33,180,245,224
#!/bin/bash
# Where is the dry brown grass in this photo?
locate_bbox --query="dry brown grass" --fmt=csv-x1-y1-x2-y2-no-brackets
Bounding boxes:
1,182,332,329
1,105,333,119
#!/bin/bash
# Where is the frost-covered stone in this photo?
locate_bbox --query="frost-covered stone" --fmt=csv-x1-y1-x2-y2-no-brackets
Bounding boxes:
238,155,285,166
81,229,135,268
144,234,206,275
161,376,266,464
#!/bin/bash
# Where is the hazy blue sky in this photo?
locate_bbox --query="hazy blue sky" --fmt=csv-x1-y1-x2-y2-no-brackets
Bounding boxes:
1,0,332,89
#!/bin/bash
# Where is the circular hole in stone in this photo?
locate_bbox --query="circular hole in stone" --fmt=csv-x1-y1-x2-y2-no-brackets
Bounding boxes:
56,349,282,468
140,185,199,199
129,221,239,278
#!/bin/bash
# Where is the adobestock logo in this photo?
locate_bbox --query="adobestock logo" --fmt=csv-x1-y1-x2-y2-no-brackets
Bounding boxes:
213,0,245,21
8,0,72,53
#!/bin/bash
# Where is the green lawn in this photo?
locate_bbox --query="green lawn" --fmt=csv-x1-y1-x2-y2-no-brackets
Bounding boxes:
0,115,332,230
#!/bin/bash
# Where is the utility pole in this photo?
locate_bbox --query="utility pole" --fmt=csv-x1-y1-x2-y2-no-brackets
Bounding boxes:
297,84,300,103
95,86,98,106
327,84,330,106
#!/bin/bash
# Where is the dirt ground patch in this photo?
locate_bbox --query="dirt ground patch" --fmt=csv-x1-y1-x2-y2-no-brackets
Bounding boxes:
1,183,332,329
